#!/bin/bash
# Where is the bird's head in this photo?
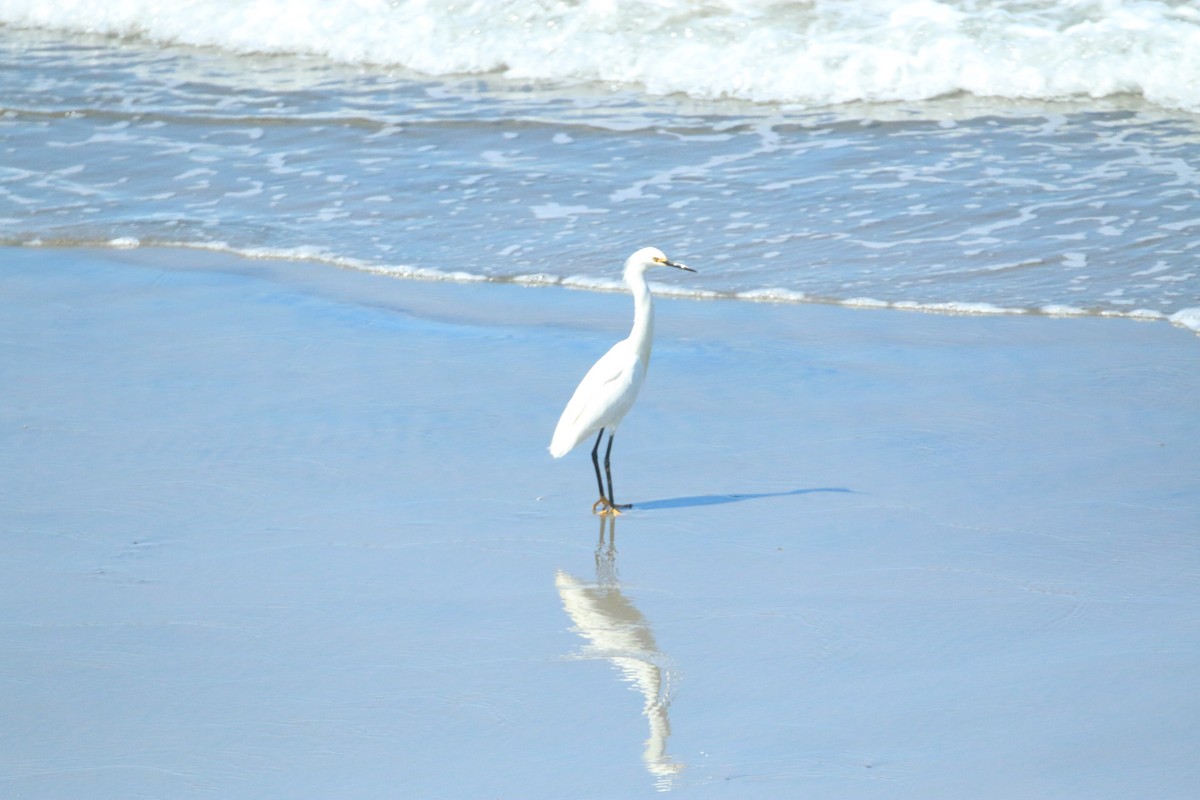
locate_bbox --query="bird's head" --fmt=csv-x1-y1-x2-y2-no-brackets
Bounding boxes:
625,246,696,276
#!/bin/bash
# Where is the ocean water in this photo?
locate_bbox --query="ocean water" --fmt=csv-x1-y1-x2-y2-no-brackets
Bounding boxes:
2,2,1199,332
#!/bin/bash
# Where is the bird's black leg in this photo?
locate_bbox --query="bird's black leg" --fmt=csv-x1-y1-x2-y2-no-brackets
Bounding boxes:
590,429,607,509
604,431,632,511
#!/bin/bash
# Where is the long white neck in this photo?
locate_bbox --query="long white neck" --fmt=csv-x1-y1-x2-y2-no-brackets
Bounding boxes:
625,265,655,364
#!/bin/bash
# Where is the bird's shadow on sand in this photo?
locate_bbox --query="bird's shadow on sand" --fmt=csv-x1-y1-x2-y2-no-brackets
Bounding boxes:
635,487,856,511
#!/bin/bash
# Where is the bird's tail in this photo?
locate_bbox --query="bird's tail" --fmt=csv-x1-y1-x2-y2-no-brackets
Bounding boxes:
548,415,583,459
548,429,573,459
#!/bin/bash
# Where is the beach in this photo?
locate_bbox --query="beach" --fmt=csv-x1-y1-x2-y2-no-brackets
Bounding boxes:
3,244,1197,798
3,5,1200,795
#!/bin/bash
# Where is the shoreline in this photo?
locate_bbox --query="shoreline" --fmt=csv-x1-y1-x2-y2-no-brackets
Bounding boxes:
11,241,1199,335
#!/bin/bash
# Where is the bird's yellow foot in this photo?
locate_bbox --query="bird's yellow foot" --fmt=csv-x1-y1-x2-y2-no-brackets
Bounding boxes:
592,498,618,515
592,498,631,516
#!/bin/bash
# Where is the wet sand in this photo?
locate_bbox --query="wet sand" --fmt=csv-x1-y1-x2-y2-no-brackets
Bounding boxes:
2,245,1198,798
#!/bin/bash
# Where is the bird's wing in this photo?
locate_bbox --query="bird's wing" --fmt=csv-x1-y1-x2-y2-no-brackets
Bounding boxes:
549,340,641,457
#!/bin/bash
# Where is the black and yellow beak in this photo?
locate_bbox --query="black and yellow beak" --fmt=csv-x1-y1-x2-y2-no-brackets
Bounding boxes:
654,256,696,272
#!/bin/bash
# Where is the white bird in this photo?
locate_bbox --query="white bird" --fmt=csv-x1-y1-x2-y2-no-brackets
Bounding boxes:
550,247,695,515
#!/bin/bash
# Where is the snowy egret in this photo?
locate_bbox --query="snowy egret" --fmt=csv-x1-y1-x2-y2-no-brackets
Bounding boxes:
550,247,695,515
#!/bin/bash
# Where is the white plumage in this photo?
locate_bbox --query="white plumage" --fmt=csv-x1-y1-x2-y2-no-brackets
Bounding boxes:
550,246,695,514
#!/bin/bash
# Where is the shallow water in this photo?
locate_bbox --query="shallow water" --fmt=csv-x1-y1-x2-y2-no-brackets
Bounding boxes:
2,26,1199,330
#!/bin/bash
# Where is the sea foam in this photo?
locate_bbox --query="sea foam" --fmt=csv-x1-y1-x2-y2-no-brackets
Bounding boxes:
2,0,1199,112
1169,307,1200,333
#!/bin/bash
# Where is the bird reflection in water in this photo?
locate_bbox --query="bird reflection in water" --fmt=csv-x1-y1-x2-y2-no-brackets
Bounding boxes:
555,515,683,790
